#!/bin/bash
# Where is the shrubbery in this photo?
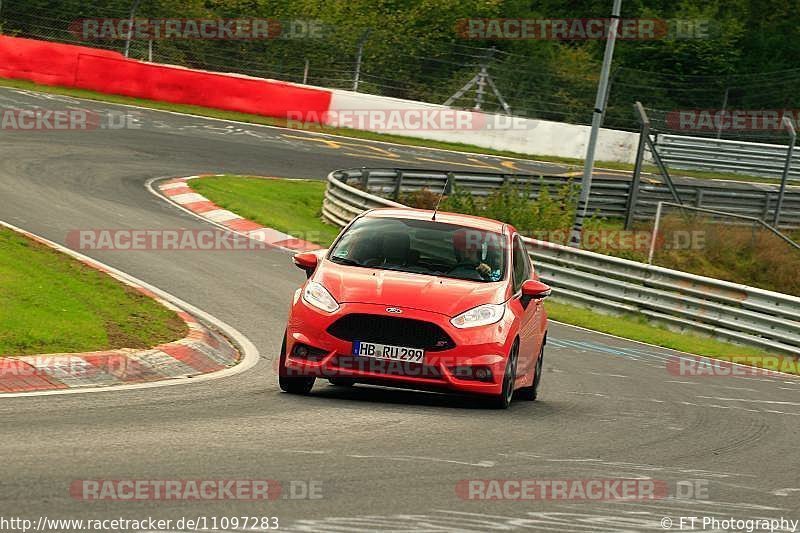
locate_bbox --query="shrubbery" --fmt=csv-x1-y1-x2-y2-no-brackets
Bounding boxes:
399,180,800,296
415,179,586,237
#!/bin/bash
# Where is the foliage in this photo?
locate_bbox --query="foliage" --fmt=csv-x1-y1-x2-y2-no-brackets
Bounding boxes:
400,178,583,237
4,0,800,136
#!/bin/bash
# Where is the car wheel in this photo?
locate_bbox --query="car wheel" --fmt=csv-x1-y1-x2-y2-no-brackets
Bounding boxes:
278,330,315,394
490,341,518,409
328,377,355,387
517,345,543,401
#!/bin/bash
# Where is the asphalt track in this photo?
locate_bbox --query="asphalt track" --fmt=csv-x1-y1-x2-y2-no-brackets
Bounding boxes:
0,87,798,533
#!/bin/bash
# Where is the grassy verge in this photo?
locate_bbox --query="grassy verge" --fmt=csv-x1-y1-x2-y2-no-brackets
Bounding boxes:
189,175,789,366
544,301,776,359
0,228,186,356
191,176,342,246
0,77,779,185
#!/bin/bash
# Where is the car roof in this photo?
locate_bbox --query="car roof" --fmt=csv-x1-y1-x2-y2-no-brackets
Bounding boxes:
363,208,509,234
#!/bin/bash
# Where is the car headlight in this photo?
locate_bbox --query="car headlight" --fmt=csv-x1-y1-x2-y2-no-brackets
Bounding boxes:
450,303,505,329
302,281,339,312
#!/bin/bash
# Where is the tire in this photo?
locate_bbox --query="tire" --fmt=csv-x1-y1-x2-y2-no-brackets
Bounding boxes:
517,345,544,401
279,375,315,394
278,330,315,394
328,377,355,387
489,341,518,409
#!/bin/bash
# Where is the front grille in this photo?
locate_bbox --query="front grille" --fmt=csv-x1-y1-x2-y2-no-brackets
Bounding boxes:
327,314,455,351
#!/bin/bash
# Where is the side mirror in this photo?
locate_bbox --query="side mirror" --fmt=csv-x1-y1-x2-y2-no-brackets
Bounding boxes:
521,279,551,304
293,252,318,278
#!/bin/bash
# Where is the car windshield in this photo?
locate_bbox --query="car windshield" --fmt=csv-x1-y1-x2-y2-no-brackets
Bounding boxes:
328,216,506,282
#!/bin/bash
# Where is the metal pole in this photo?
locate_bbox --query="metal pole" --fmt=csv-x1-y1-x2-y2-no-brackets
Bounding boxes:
147,39,152,61
473,47,495,111
474,66,487,111
600,67,620,125
353,28,371,92
303,59,309,85
774,116,796,226
568,0,622,248
716,86,729,139
648,201,663,265
625,102,649,230
123,0,141,58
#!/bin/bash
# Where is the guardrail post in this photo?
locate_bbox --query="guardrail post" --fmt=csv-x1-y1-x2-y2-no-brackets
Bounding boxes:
359,168,369,189
445,172,455,195
625,102,649,229
695,189,704,207
775,116,796,226
393,171,404,200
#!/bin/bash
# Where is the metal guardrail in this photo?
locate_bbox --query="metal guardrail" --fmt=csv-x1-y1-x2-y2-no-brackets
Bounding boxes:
330,168,800,228
323,169,800,355
654,134,800,181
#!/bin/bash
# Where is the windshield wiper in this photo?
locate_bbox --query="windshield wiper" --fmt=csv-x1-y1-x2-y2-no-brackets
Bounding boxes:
329,256,362,267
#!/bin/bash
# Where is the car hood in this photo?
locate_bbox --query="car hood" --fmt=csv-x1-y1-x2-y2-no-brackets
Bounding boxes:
315,260,508,317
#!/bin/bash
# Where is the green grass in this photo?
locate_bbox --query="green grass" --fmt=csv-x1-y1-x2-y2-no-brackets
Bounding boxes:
544,300,779,359
0,228,186,356
190,175,792,367
191,176,342,246
0,77,778,185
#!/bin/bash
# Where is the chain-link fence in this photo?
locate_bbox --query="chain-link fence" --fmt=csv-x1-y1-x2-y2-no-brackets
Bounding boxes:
3,5,800,142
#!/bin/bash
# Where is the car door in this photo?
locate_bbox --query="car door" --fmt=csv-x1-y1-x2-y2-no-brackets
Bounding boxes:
510,234,539,384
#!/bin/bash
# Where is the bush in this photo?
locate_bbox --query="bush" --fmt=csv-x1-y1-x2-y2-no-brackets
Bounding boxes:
399,188,441,210
438,178,583,236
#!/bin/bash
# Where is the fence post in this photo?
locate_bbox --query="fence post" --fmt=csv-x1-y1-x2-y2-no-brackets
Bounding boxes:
123,0,141,58
716,86,729,139
625,101,649,229
353,28,371,92
648,201,663,265
303,59,309,85
774,116,796,226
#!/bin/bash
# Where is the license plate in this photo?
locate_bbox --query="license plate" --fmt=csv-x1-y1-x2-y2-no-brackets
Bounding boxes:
352,341,424,363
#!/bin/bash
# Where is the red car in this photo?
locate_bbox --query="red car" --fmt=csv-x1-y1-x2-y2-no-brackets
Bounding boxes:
279,208,551,408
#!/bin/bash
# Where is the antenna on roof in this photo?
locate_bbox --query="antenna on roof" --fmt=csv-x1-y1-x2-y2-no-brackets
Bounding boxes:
432,173,452,221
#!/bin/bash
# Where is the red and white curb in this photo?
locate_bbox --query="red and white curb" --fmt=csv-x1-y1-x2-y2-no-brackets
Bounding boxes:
0,220,258,397
156,175,321,252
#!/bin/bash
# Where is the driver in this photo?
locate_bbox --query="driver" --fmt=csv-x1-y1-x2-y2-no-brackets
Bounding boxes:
450,230,502,281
